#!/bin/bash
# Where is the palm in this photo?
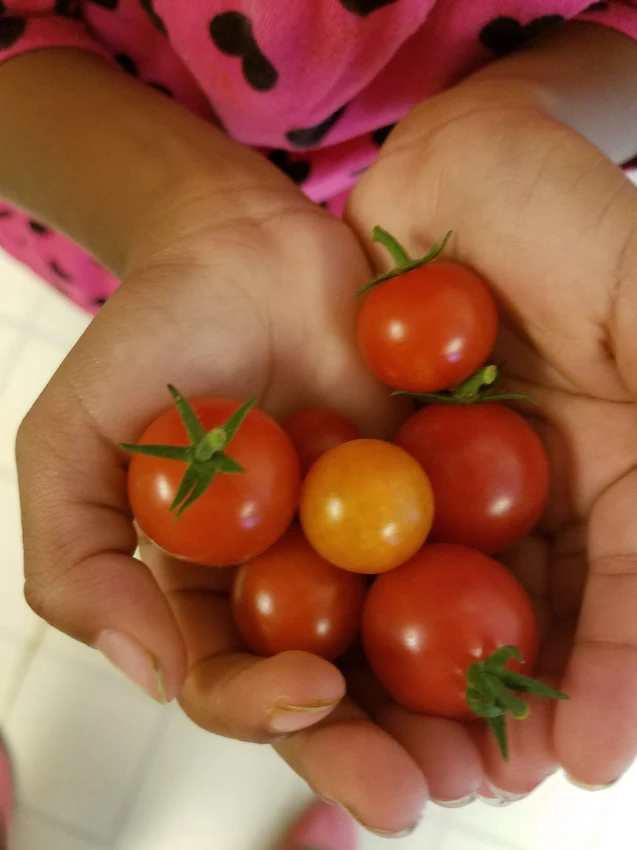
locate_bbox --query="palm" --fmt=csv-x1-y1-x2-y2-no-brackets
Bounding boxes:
346,89,637,797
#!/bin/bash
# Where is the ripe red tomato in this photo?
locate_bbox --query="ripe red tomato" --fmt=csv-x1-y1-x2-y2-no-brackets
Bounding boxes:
395,404,549,554
300,439,434,574
232,526,366,660
357,262,498,393
282,407,362,475
128,398,300,566
362,544,538,719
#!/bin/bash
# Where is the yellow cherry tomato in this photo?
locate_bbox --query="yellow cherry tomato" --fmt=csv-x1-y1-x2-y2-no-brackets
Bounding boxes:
300,439,434,574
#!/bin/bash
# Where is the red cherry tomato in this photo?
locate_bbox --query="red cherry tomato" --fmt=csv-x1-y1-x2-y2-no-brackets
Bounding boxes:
362,544,538,719
282,407,362,475
300,439,434,574
128,398,300,566
357,262,498,393
232,526,366,660
395,404,549,554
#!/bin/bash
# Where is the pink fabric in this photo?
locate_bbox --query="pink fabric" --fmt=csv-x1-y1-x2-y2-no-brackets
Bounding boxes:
0,0,635,312
0,736,14,840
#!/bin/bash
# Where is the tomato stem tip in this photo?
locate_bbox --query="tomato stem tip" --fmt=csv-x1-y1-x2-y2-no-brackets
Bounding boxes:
356,227,453,296
392,363,538,406
120,386,257,517
466,646,568,761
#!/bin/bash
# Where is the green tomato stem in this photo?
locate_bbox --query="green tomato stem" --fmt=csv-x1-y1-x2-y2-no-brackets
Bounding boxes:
371,225,411,267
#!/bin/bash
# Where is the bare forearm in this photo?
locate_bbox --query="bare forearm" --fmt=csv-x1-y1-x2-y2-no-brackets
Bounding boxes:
469,21,637,164
0,49,275,276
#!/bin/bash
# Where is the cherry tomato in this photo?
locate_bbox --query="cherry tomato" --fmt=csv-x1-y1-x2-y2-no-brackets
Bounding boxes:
395,404,549,554
357,262,498,393
362,544,538,719
128,398,300,566
282,407,362,476
300,439,434,574
232,526,366,660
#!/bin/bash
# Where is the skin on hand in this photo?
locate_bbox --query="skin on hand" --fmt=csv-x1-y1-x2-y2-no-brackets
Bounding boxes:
347,55,637,796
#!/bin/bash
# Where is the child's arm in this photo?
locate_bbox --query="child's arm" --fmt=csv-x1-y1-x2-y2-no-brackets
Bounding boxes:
0,48,285,276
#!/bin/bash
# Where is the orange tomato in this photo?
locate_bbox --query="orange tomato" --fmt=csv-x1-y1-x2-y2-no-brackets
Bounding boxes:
299,439,434,574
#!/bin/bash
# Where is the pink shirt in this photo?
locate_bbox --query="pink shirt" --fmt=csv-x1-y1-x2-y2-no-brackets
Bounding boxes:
0,0,635,311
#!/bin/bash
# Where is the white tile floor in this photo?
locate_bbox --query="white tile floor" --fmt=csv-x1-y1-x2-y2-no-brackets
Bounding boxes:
0,249,635,850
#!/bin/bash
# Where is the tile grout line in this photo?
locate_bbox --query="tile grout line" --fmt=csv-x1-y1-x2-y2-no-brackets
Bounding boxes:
16,804,108,849
108,706,171,848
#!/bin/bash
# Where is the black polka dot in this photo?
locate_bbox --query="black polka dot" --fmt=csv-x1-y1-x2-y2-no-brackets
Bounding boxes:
87,0,118,8
50,260,71,281
319,201,329,209
139,0,167,35
0,209,12,219
54,0,81,16
209,12,278,92
339,0,398,15
93,297,108,307
479,15,565,56
0,16,26,49
584,2,608,10
29,220,50,235
149,82,174,98
115,53,138,75
286,105,347,148
372,124,396,146
268,150,311,184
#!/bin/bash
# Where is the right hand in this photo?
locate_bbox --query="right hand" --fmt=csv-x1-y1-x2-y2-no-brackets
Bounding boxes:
15,160,427,836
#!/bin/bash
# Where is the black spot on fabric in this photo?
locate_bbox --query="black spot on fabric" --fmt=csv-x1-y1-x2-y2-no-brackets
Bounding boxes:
93,297,108,307
54,0,81,16
0,16,26,49
0,209,12,218
149,82,174,97
319,201,328,209
584,2,608,10
479,15,565,56
268,150,311,184
372,123,396,146
115,53,138,75
50,260,71,281
286,105,347,148
29,220,50,235
139,0,167,35
339,0,398,15
87,0,118,9
209,12,278,92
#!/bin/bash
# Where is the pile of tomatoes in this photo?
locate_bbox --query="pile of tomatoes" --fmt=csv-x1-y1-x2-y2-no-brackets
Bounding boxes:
123,227,566,759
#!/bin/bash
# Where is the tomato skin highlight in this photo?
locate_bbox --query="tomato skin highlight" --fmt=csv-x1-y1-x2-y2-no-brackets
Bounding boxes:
128,398,300,566
362,544,538,718
282,407,362,476
299,439,434,574
232,526,366,660
357,262,498,393
395,404,550,554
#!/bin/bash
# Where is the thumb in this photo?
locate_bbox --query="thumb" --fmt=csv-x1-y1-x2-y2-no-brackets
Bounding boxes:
278,800,357,850
16,376,187,704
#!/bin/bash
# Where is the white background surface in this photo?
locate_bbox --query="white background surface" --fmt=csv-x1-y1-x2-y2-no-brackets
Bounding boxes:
0,250,635,849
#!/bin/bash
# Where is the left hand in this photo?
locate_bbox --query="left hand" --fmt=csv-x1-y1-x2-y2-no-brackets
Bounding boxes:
345,78,637,800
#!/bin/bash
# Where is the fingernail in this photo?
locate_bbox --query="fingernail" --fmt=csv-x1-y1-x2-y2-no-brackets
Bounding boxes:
433,792,477,808
566,774,618,792
95,630,168,704
320,796,423,838
477,793,514,807
269,702,338,734
485,780,529,803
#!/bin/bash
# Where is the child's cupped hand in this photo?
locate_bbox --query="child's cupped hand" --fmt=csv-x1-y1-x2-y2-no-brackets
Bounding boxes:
346,78,637,799
15,75,637,835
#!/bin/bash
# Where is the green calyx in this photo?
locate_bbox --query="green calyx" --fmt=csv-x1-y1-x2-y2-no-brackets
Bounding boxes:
356,226,453,296
392,364,536,406
120,385,257,518
466,646,568,761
